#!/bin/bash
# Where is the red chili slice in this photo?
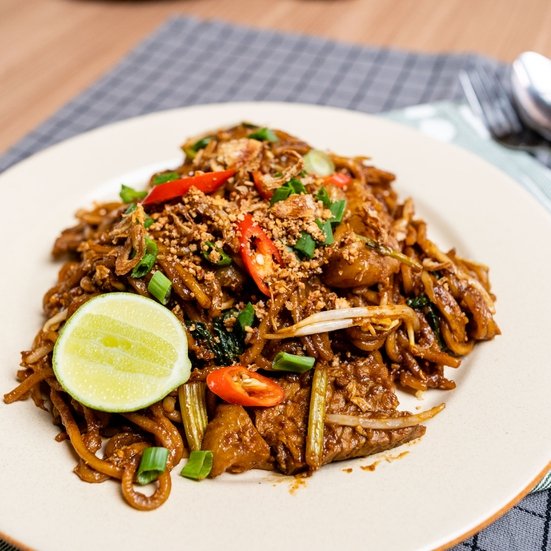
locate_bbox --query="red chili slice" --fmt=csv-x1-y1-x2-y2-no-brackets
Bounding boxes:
325,172,352,188
237,214,282,296
141,169,235,206
252,171,273,200
206,366,285,407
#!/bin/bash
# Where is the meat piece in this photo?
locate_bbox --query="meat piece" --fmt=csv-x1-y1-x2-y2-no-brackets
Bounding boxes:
322,241,400,288
215,138,263,172
52,224,86,257
202,404,272,477
254,356,426,475
323,356,425,463
253,375,310,474
271,194,318,220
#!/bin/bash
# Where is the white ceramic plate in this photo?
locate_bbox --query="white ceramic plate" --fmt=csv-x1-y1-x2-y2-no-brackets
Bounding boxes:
1,102,550,551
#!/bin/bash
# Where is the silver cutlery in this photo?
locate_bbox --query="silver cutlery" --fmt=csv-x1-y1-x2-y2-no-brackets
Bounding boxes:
459,64,551,168
511,51,551,141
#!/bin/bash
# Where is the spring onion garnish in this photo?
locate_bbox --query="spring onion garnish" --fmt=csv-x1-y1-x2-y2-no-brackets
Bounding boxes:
119,184,147,203
356,234,422,270
184,137,213,159
248,127,278,142
270,178,307,205
180,450,214,481
178,382,208,452
131,237,158,278
272,351,315,373
148,270,172,305
136,447,169,485
144,217,154,229
236,302,255,330
294,232,317,258
329,200,346,224
201,241,232,266
305,365,328,469
124,203,138,215
303,149,335,177
325,403,445,430
315,219,334,245
316,188,346,225
316,187,332,208
152,171,180,186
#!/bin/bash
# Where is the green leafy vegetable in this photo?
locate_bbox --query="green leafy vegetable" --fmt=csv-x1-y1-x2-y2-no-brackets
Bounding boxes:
406,294,447,350
187,304,255,365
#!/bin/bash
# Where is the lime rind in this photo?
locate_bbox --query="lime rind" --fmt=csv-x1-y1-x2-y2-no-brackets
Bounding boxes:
52,293,192,412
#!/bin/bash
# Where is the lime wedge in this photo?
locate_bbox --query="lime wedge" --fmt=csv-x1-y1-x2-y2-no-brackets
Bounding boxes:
52,293,191,412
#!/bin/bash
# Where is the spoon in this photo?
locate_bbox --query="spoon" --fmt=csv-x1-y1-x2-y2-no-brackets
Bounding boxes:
511,51,551,141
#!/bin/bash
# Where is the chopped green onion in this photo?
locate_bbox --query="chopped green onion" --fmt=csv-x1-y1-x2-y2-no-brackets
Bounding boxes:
272,351,315,373
270,186,292,205
305,365,328,470
288,178,306,194
184,137,213,159
303,149,335,177
315,219,334,245
178,383,208,452
201,241,232,266
180,450,213,481
152,171,180,185
131,238,158,278
119,184,147,203
124,203,138,215
136,447,168,485
294,232,317,259
316,187,332,208
148,270,172,304
329,199,346,224
192,137,212,151
270,178,307,205
236,302,255,330
144,217,154,229
248,127,278,142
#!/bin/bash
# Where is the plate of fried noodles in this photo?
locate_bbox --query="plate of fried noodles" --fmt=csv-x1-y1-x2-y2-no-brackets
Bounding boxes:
1,102,550,551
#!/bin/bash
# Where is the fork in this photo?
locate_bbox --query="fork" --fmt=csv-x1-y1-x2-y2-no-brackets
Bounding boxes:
459,65,551,168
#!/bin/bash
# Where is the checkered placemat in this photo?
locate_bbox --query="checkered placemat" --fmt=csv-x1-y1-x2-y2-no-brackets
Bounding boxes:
1,16,549,551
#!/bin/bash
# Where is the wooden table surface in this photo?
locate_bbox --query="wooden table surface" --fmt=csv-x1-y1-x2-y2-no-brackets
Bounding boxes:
2,0,551,154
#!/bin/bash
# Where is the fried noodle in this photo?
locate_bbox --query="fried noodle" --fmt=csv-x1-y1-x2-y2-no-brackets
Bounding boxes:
4,123,500,510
